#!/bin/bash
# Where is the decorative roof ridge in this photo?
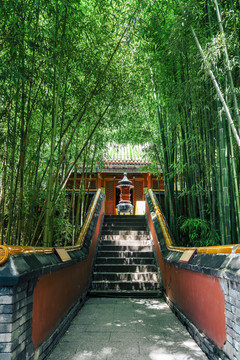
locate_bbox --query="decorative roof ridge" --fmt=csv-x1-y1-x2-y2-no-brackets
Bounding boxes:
104,142,149,163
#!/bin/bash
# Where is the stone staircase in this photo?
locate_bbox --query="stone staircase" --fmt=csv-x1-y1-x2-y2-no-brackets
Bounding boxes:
90,215,161,297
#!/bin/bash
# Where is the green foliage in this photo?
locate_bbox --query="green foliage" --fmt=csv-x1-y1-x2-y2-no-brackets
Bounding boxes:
53,216,73,247
0,0,239,246
178,216,221,247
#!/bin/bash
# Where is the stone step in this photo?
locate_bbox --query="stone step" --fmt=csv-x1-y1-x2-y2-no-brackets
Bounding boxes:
103,220,146,225
95,257,155,265
99,239,152,247
91,280,160,291
89,215,160,298
101,234,150,240
89,289,161,298
94,264,157,272
97,250,154,258
103,229,148,233
103,220,146,226
104,215,145,220
93,272,159,282
101,230,149,236
99,244,152,252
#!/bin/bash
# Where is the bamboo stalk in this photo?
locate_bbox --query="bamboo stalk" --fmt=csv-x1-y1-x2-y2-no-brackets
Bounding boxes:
176,0,240,148
213,0,240,132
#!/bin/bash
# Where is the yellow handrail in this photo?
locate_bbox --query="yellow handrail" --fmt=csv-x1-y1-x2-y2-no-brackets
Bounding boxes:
148,189,240,255
0,189,102,265
76,189,101,246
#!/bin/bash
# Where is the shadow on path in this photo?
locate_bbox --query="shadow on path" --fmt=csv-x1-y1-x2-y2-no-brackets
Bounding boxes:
47,297,208,360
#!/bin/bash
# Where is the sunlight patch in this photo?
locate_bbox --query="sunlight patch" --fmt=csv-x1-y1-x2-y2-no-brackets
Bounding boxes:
74,350,93,359
113,320,127,327
135,309,147,315
149,349,173,360
183,340,200,351
74,348,113,359
100,347,113,356
131,299,167,311
147,304,167,310
149,349,188,360
149,348,195,360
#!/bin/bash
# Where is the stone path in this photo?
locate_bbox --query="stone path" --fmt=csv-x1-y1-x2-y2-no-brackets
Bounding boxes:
47,297,208,360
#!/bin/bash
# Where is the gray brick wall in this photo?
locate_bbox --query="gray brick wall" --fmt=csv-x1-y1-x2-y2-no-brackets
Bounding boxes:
220,279,240,360
0,273,88,360
0,280,36,360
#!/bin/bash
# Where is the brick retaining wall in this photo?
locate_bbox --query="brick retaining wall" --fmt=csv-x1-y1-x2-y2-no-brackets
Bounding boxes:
220,279,240,359
0,280,36,360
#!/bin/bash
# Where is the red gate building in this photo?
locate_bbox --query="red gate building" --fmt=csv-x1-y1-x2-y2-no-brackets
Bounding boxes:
66,144,164,215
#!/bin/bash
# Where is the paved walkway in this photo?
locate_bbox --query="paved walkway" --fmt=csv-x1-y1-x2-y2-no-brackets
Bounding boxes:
47,297,208,360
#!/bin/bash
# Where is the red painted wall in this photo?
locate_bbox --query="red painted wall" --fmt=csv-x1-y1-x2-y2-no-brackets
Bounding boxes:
32,201,104,349
146,203,226,348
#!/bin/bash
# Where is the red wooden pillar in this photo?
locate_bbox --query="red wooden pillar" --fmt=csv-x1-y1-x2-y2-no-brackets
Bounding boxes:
147,173,152,189
97,174,102,189
105,179,115,215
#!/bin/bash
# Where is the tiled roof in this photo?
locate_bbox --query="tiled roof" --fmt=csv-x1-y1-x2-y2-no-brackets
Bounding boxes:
105,143,149,165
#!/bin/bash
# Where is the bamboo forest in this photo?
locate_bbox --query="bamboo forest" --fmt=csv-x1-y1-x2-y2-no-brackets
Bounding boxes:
0,0,240,248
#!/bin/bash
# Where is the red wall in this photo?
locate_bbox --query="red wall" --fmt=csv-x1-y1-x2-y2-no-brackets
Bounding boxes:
32,201,104,349
146,203,226,348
